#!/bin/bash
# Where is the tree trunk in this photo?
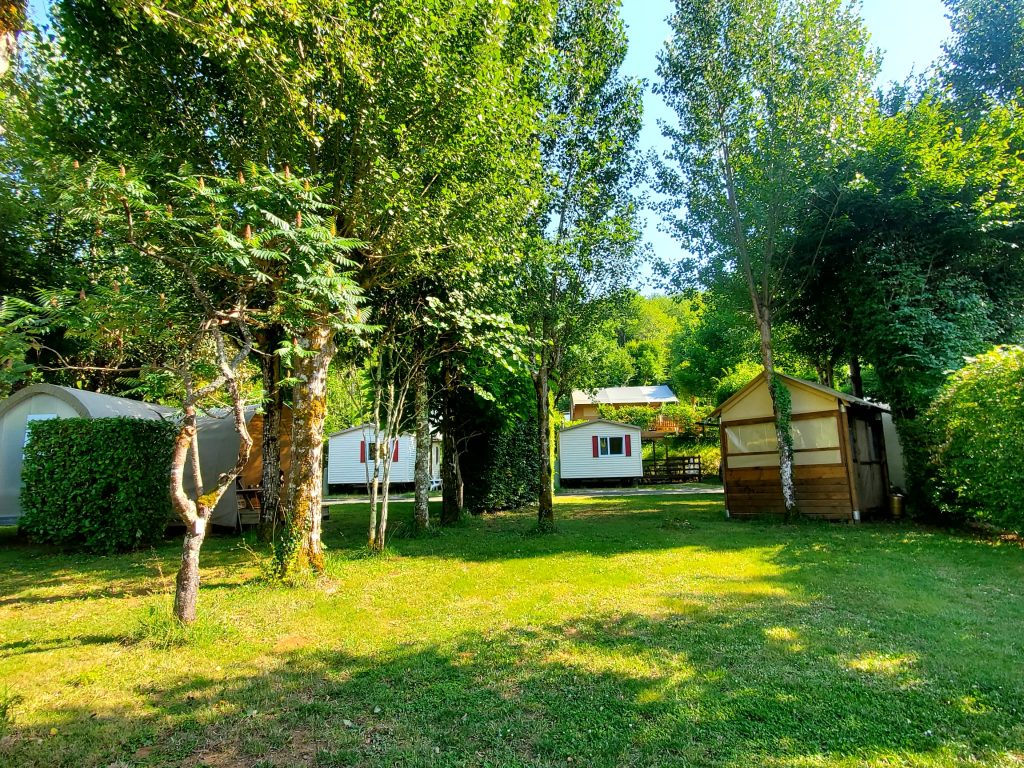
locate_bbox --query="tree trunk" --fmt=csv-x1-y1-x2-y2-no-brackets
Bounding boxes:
0,1,25,79
278,324,335,576
535,365,554,526
756,309,796,513
413,364,430,532
173,515,207,623
257,326,285,542
849,354,864,398
440,359,461,524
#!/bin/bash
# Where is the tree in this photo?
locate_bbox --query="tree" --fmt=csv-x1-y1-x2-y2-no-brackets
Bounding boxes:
30,160,358,620
25,0,552,573
522,0,643,526
655,0,877,512
0,0,24,78
787,95,1024,418
942,0,1024,110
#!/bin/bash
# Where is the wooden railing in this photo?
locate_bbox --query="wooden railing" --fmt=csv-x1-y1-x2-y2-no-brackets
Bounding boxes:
642,456,702,484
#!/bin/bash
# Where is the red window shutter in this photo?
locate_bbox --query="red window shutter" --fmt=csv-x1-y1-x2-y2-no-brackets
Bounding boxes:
592,435,599,457
625,434,632,457
393,439,399,462
359,440,366,463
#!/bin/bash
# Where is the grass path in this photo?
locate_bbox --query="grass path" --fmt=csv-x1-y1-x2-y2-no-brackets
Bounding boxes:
1,494,1022,767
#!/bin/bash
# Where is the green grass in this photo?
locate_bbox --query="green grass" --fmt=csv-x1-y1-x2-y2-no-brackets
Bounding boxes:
1,494,1023,767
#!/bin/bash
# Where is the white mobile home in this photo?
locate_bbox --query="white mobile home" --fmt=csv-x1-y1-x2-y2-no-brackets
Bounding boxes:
558,419,642,486
327,424,440,488
0,384,173,526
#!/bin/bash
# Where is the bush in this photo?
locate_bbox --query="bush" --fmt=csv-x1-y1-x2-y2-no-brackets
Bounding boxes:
463,416,540,513
20,417,178,552
919,346,1024,532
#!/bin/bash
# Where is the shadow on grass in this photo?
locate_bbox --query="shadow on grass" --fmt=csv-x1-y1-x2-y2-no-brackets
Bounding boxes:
2,590,1021,767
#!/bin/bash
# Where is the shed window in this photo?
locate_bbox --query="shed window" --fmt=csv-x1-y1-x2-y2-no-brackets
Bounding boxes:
599,436,625,457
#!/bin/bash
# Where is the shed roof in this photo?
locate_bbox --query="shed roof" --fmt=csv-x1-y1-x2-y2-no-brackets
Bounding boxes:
708,372,889,419
571,385,679,408
559,418,642,434
0,383,174,421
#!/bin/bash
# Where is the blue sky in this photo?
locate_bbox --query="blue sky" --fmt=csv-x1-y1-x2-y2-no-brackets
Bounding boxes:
620,0,952,284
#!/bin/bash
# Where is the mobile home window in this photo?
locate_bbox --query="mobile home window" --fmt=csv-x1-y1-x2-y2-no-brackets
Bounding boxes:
599,436,625,457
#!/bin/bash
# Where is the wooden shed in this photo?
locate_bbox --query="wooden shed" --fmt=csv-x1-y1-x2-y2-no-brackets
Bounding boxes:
710,373,894,521
557,419,643,486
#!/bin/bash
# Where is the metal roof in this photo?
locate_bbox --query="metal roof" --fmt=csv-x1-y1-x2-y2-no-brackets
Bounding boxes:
559,418,642,434
571,385,679,407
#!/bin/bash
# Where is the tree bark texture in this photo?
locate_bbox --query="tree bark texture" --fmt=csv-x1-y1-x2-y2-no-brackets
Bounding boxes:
440,359,461,524
849,355,864,398
757,310,796,513
413,363,430,532
278,324,335,575
173,515,207,623
257,326,285,542
535,366,554,526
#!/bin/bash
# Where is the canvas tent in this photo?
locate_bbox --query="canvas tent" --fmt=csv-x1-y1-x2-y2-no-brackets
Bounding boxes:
0,384,173,525
558,419,643,486
710,372,903,521
0,384,285,529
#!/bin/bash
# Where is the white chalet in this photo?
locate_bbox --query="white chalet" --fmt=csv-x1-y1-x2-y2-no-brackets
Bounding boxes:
327,424,440,488
557,419,643,486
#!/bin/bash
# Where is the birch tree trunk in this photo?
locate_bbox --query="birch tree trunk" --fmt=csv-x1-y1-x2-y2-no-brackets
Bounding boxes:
413,363,430,532
0,1,24,79
278,324,335,575
535,364,554,526
756,308,796,513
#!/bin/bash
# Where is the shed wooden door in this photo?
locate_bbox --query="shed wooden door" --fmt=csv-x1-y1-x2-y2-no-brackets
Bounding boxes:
848,414,887,513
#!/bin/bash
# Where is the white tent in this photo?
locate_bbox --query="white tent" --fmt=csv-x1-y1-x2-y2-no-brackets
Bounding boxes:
0,384,173,525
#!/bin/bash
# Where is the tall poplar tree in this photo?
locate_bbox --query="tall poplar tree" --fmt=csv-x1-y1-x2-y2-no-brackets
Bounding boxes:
655,0,876,512
523,0,643,526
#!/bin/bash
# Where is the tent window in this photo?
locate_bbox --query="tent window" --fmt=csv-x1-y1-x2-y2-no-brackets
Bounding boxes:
599,436,624,457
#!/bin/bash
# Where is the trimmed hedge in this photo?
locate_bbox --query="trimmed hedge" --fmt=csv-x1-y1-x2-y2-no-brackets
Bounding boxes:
20,417,177,552
919,346,1024,533
462,415,540,514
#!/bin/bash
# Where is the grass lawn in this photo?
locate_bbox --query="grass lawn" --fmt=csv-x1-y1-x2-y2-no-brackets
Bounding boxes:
1,493,1023,767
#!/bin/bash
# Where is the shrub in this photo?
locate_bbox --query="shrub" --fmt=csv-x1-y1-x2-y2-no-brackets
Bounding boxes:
919,346,1024,532
462,416,540,513
20,417,178,552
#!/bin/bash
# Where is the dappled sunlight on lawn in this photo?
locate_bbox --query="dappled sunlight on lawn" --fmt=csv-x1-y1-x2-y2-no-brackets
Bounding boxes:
1,493,1023,766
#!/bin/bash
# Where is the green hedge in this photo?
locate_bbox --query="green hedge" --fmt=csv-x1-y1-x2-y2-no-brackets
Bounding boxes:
463,416,540,513
919,346,1024,532
20,417,178,552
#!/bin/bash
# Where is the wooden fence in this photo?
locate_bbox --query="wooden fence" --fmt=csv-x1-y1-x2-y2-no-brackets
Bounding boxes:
642,456,701,484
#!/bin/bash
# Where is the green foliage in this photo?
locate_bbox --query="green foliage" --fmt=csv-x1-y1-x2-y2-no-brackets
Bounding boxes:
712,361,763,406
463,416,540,513
19,417,177,553
942,0,1024,109
597,404,657,430
788,96,1024,417
919,346,1024,532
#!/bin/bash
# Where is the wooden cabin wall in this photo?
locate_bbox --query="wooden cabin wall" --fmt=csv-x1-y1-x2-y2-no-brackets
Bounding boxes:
723,464,854,520
721,410,857,521
239,409,294,489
